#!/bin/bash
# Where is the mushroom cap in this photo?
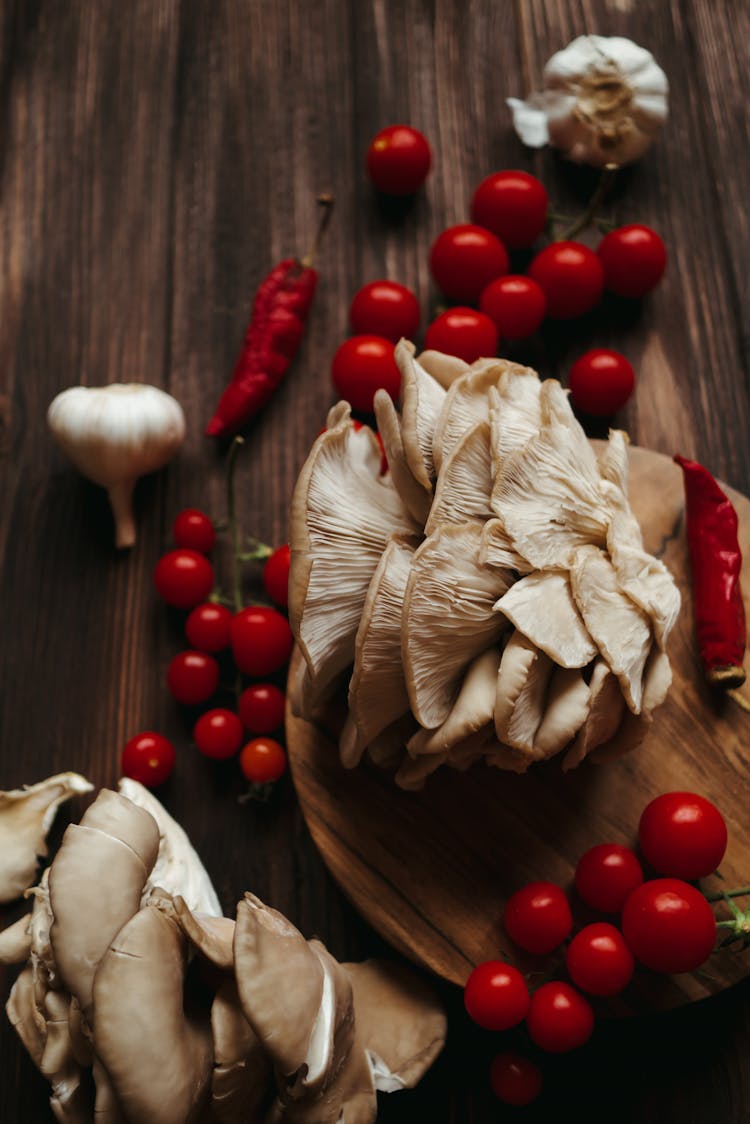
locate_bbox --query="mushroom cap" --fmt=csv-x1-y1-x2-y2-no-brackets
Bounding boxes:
40,988,91,1122
478,518,531,573
118,779,221,917
403,523,513,728
416,350,470,389
345,536,417,765
373,389,432,524
563,660,625,771
80,787,159,871
532,666,591,759
433,359,535,472
570,545,652,713
395,339,446,491
6,966,46,1069
0,772,93,905
344,959,446,1092
0,913,32,965
493,570,597,668
289,401,419,706
211,978,273,1124
424,420,493,536
233,893,324,1078
487,369,542,462
172,896,235,970
92,904,212,1124
365,713,419,769
406,649,500,757
494,631,554,755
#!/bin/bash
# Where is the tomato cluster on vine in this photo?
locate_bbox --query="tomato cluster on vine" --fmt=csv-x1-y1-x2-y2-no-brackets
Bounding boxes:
121,507,292,796
334,127,668,425
465,792,729,1107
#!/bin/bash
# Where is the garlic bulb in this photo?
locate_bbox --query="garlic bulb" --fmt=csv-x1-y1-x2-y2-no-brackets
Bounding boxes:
507,36,669,167
47,384,186,548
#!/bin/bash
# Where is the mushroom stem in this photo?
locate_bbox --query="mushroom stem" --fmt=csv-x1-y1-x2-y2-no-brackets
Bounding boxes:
107,479,137,550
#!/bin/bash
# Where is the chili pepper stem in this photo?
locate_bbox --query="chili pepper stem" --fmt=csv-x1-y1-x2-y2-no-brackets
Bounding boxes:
299,194,334,268
560,164,618,241
728,689,750,714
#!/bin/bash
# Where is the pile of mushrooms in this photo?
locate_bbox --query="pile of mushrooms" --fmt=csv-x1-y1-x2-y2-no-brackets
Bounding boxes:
289,342,681,787
1,778,446,1123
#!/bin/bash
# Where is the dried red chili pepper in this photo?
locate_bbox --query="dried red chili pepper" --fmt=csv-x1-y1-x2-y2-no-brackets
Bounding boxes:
674,454,746,688
206,195,333,438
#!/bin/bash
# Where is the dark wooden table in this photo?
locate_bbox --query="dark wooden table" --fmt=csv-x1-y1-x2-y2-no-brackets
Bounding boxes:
2,1,749,1120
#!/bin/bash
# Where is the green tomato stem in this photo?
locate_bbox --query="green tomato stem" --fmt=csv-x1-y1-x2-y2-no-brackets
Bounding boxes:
704,886,750,903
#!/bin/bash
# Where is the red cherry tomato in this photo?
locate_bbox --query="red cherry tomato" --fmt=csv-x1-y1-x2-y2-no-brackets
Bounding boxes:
424,308,498,364
239,737,288,784
598,224,667,298
638,792,728,880
621,878,717,973
479,275,546,339
471,170,548,249
166,650,219,705
366,125,432,196
463,961,529,1031
526,982,594,1053
154,550,214,610
263,544,291,608
239,684,286,734
121,731,175,788
172,509,216,553
504,882,573,955
231,607,293,677
429,224,509,303
528,241,604,319
331,336,401,413
565,923,635,996
575,843,644,913
349,281,420,342
569,349,635,416
193,709,245,760
185,603,233,652
489,1052,542,1107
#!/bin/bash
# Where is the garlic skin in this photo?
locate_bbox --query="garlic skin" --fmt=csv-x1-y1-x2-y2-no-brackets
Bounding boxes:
47,384,186,549
508,36,669,167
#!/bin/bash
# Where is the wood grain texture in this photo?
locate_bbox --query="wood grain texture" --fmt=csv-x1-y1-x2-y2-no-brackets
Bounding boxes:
288,446,750,1005
1,1,750,1121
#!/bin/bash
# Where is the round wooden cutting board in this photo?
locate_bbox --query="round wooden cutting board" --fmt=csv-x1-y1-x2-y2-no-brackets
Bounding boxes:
286,446,750,1013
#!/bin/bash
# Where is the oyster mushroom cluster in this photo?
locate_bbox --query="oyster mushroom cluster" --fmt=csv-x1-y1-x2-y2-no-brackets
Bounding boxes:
1,779,445,1124
289,342,680,787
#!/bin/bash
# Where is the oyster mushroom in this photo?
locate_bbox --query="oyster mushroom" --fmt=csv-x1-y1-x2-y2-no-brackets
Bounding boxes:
532,666,591,759
407,649,500,757
48,789,160,1019
7,966,46,1070
0,772,93,904
416,350,470,389
0,913,32,964
40,988,92,1124
373,390,432,523
432,360,509,472
494,631,554,757
402,523,514,728
570,545,652,713
394,339,447,491
118,778,221,916
493,570,597,668
211,978,273,1123
91,903,213,1124
479,518,531,572
487,371,542,462
289,402,419,708
344,536,418,767
424,420,494,535
365,713,419,769
171,895,235,970
395,751,447,790
563,660,625,770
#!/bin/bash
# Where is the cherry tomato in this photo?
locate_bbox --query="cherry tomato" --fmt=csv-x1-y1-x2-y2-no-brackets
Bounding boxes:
121,731,175,788
527,241,604,319
331,336,401,413
575,843,644,913
239,684,286,734
565,922,635,996
429,224,509,303
166,650,219,705
239,737,288,784
569,349,635,417
366,125,432,196
263,544,291,608
172,508,216,553
638,792,728,880
193,709,244,760
349,281,420,342
503,882,573,955
185,603,233,652
231,607,293,677
463,961,529,1031
479,275,546,339
489,1052,542,1107
621,878,717,973
471,170,548,249
526,982,594,1053
424,308,498,364
154,549,215,610
598,224,667,298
